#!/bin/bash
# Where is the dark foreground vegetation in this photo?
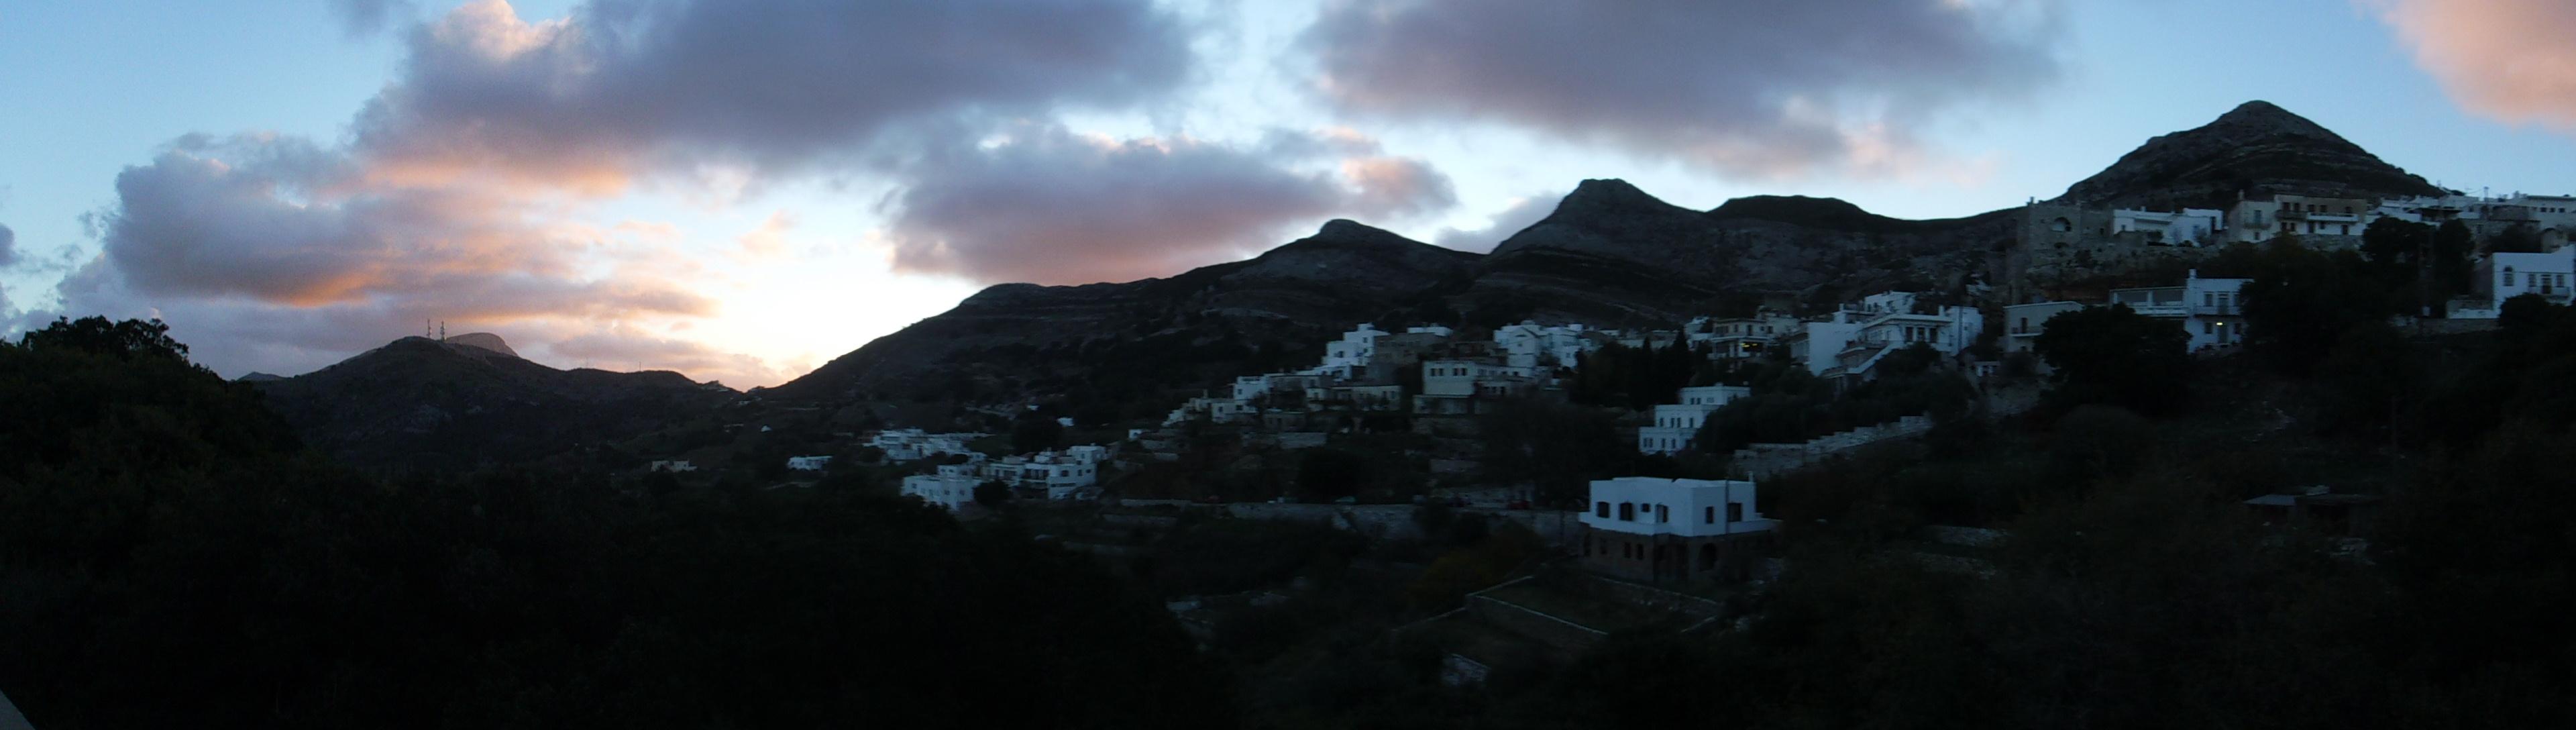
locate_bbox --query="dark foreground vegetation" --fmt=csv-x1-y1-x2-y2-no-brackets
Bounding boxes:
0,318,1229,729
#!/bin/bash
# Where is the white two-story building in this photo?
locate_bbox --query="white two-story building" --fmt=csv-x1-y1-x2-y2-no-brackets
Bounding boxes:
1636,385,1751,455
2106,270,2250,352
1580,477,1778,583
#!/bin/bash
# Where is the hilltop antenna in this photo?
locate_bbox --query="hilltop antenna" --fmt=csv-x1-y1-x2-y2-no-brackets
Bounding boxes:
439,321,447,341
425,319,432,339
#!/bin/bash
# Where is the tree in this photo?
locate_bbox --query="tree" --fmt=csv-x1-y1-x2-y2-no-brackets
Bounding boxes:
2031,304,2191,415
17,316,193,364
973,480,1012,508
1010,415,1065,453
2239,241,2391,376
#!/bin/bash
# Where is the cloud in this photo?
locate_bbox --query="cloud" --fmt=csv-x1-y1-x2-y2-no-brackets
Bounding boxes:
1300,0,2061,177
327,0,417,38
0,221,17,267
884,125,1456,285
2372,0,2576,131
352,0,1197,191
1434,192,1563,252
735,211,796,260
97,134,711,319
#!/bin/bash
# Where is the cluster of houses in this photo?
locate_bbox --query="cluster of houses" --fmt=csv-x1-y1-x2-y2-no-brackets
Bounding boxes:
2074,191,2576,248
899,444,1113,511
1175,322,1590,429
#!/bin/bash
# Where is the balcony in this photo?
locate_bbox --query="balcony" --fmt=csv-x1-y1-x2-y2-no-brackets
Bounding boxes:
2192,304,2241,316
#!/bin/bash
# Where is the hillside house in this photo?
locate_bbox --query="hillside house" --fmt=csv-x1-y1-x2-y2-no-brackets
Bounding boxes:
2107,270,2249,351
870,429,986,462
1688,311,1803,360
901,464,984,511
1322,323,1389,370
985,446,1105,499
1415,359,1544,415
2111,208,2224,246
1636,385,1752,455
1581,477,1778,583
2476,249,2576,309
785,456,833,471
1821,292,1984,379
647,460,697,473
1494,321,1606,369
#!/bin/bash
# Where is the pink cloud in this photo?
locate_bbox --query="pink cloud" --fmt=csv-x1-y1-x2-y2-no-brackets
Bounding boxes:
2375,0,2576,130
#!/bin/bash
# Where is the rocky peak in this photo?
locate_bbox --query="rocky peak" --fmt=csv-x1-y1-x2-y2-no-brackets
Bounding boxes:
2054,100,2442,210
442,331,519,358
1551,178,1686,219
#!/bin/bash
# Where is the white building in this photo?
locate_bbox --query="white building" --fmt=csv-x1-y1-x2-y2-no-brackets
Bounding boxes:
1783,321,1864,377
1493,321,1605,369
785,455,833,471
901,464,984,511
2111,208,2224,246
1818,291,1984,379
2106,270,2250,352
983,447,1104,499
1580,477,1778,582
1322,323,1389,370
1419,360,1540,398
1164,395,1255,426
1637,385,1752,455
869,429,986,462
646,460,697,473
2478,249,2576,309
1687,312,1803,360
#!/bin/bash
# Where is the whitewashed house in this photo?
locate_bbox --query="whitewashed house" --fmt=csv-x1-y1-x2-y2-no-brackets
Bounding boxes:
869,429,987,462
2475,249,2576,312
2112,208,2224,246
1688,312,1803,360
1493,321,1605,369
646,460,697,473
1636,385,1752,455
1322,323,1389,370
785,456,833,471
901,464,984,511
1580,477,1778,582
2107,270,2251,351
1822,292,1984,379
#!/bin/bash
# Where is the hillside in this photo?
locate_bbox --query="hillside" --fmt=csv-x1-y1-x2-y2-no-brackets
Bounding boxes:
765,219,1478,409
254,335,734,471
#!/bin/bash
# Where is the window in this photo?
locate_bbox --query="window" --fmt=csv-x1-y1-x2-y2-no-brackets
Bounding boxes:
1726,503,1744,523
1619,503,1635,521
1705,507,1717,524
1596,502,1609,518
1657,505,1670,523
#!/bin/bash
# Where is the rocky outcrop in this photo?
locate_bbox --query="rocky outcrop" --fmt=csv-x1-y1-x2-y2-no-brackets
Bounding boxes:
2053,101,2445,211
441,331,520,358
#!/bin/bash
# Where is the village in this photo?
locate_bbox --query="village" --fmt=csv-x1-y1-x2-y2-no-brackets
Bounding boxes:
580,186,2576,684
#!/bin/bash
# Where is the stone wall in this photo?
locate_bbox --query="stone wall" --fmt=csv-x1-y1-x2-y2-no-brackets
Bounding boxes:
1727,415,1935,479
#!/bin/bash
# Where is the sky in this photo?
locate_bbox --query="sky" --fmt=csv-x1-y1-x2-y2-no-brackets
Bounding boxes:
5,0,2576,388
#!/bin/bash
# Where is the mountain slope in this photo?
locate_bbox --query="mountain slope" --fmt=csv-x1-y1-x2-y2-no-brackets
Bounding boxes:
255,335,733,471
765,101,2445,411
2055,101,2445,210
1466,180,2015,322
765,220,1478,408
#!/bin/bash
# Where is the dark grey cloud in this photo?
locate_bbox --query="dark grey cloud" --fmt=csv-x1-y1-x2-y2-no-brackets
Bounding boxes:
353,0,1197,188
326,0,417,38
1434,191,1562,252
1302,0,2061,176
0,222,18,268
885,125,1456,285
95,134,712,319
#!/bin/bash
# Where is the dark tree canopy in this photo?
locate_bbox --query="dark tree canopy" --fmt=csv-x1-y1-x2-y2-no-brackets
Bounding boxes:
2031,304,2191,415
